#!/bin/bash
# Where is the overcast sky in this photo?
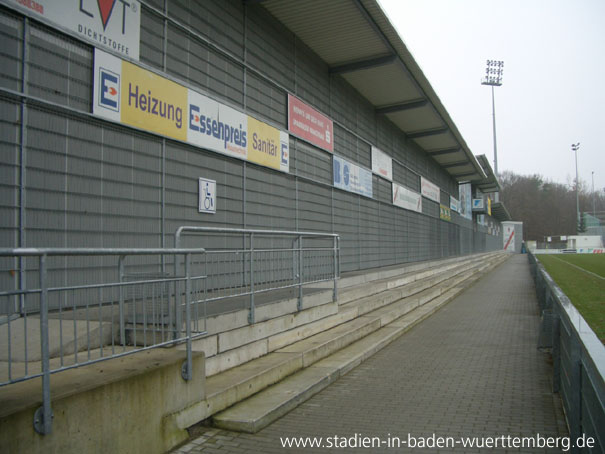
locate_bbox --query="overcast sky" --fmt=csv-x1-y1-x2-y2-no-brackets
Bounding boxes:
379,0,605,192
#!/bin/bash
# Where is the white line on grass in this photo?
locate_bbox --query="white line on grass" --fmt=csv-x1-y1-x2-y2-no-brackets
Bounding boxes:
551,255,605,281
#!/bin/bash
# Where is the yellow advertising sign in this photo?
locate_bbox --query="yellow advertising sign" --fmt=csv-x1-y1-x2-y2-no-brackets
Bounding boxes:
94,49,288,173
440,204,452,222
247,116,287,172
487,197,492,216
121,61,188,142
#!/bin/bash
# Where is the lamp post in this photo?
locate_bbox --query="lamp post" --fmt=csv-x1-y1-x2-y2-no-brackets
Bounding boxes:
481,60,504,176
592,171,596,217
572,142,580,232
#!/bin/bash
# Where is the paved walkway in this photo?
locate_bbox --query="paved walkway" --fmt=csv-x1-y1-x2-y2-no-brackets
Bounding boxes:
171,255,567,453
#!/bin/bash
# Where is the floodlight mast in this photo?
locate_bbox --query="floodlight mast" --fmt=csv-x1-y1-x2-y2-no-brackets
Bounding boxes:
572,142,580,231
481,60,504,176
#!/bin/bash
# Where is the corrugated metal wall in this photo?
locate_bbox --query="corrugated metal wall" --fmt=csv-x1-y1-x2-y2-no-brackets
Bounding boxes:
0,1,503,298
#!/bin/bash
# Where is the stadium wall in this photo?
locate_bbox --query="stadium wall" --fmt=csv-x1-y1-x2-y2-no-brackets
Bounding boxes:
0,1,503,281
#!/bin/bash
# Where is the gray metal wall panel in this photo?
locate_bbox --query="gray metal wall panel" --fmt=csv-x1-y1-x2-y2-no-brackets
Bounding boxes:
28,24,92,111
165,142,245,242
245,72,286,127
333,124,357,163
293,139,332,185
357,96,376,146
333,190,359,272
297,180,331,233
422,198,438,219
0,9,22,91
440,190,449,206
246,5,294,93
245,165,296,231
294,40,330,116
379,202,397,266
374,175,391,205
0,98,18,248
330,75,356,132
359,197,380,269
139,5,164,69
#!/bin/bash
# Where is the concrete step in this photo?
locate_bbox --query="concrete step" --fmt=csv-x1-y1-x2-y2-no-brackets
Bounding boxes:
211,254,509,432
212,286,468,433
203,254,492,377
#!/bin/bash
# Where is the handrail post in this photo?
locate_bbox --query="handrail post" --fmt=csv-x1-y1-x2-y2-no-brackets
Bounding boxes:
332,236,338,302
34,253,52,435
173,234,181,341
182,252,192,381
298,235,303,311
118,255,126,346
249,233,255,324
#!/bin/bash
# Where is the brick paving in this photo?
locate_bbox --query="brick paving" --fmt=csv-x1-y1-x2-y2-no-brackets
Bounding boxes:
171,255,567,453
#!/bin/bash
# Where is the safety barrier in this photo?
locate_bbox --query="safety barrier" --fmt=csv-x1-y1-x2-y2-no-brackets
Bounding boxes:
529,252,605,451
0,247,207,435
174,227,340,323
0,228,340,435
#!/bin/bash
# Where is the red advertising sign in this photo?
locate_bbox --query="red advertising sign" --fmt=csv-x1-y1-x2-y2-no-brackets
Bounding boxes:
288,94,333,153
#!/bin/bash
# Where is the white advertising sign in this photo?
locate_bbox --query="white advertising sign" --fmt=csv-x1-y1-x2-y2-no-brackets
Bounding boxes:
333,156,373,198
450,196,459,213
503,224,515,251
4,0,141,60
393,183,422,213
459,183,472,220
371,146,393,181
188,90,248,161
472,198,485,211
199,178,216,214
420,177,440,203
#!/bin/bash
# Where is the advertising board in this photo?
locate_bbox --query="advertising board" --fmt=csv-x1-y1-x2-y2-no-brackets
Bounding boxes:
371,146,393,181
420,177,440,203
288,94,333,153
333,156,373,198
392,183,422,213
93,49,289,173
3,0,141,59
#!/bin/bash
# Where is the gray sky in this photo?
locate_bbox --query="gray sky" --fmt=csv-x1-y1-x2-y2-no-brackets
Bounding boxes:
379,0,605,192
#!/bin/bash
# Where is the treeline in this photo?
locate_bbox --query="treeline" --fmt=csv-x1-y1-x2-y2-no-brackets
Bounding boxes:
499,171,605,241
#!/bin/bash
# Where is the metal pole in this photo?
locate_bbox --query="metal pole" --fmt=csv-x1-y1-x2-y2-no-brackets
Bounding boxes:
182,253,192,381
298,235,303,311
332,236,338,302
118,255,126,346
248,233,255,324
491,85,498,176
575,146,580,231
592,171,596,217
34,254,52,435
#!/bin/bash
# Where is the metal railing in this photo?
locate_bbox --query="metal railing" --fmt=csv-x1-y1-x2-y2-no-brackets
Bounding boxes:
0,247,206,435
175,227,340,324
529,252,605,452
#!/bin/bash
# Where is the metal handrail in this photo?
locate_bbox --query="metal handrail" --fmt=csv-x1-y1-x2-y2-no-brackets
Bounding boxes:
0,247,206,436
529,252,605,451
174,227,340,324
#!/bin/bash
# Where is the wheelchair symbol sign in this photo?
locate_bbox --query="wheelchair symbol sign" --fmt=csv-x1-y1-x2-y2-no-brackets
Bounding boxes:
198,178,216,214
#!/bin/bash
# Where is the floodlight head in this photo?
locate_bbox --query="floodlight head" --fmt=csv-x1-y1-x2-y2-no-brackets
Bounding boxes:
482,59,504,86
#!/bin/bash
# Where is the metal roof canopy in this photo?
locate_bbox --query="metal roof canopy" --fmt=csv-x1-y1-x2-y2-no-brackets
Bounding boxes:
253,0,487,183
474,154,501,193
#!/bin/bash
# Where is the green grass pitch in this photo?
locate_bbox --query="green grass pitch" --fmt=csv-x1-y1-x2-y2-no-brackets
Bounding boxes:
537,254,605,343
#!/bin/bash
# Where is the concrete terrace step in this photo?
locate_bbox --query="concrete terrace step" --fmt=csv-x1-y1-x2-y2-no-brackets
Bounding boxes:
198,253,498,378
211,253,510,433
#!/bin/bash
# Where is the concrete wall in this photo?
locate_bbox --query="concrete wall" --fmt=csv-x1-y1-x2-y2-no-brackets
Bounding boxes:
0,352,205,454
